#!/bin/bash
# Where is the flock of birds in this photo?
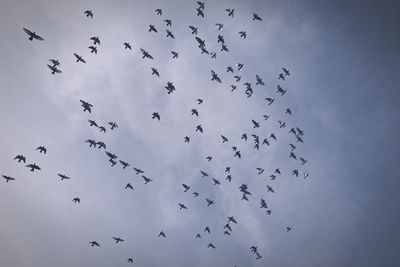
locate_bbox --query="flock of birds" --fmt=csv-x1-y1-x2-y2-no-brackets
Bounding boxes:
7,1,312,265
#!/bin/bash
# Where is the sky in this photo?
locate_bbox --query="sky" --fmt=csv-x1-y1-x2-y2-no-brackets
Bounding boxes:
0,0,399,266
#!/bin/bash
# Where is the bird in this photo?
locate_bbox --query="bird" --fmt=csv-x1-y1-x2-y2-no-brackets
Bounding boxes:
196,7,204,17
225,8,234,17
142,176,153,184
208,243,216,249
14,154,26,163
300,157,308,165
2,175,15,183
149,24,157,33
286,108,292,115
182,184,190,192
97,141,106,149
204,226,210,234
195,233,201,239
98,126,106,133
125,183,133,190
238,31,247,39
74,53,86,63
200,171,208,178
127,258,133,263
189,26,198,35
90,36,100,45
36,146,47,154
152,112,160,120
253,13,262,21
119,160,130,169
89,241,100,247
26,163,41,172
57,174,70,181
88,46,97,54
80,100,93,113
206,156,212,162
224,224,232,231
286,226,292,232
221,135,228,143
212,178,220,186
112,237,124,243
84,10,93,18
23,28,44,41
151,68,159,77
164,19,172,26
191,109,199,116
206,198,215,206
224,231,231,236
196,125,203,133
133,168,144,175
88,119,98,127
282,67,290,76
184,136,190,143
155,8,162,16
256,168,264,175
85,139,97,148
215,23,224,30
47,64,62,74
234,150,241,158
197,98,203,104
124,42,132,49
227,216,237,224
266,185,275,193
256,74,265,86
193,192,199,197
166,30,174,39
72,197,80,203
178,203,187,210
108,122,118,130
158,231,166,238
171,51,178,59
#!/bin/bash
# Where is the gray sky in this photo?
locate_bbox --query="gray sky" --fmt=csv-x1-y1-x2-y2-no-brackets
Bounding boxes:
0,0,399,266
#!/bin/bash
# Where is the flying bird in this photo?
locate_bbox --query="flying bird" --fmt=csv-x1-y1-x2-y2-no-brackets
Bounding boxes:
89,241,100,247
119,160,130,169
133,168,144,175
148,24,157,33
196,125,203,133
88,46,97,54
211,70,221,83
171,51,178,58
225,8,234,17
253,12,262,21
155,8,162,16
166,30,174,39
36,146,47,154
90,36,100,45
142,175,153,184
158,231,166,238
151,68,159,77
14,154,26,163
182,184,190,192
74,53,86,63
23,28,44,41
108,122,118,130
2,175,15,183
125,183,133,190
72,197,80,203
141,48,154,59
238,31,247,39
112,237,124,243
124,42,132,49
80,100,93,113
47,64,62,74
164,19,172,26
256,75,265,85
57,174,70,180
178,203,187,210
152,112,160,120
215,23,223,30
84,10,93,18
189,26,198,35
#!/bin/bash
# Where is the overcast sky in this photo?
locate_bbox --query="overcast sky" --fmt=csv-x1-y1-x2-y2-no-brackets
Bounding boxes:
0,0,399,266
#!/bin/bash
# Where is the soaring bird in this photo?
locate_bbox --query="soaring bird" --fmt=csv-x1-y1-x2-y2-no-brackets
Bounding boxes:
208,243,216,249
89,241,100,247
80,99,93,113
84,10,93,18
112,237,124,243
178,203,187,210
182,184,190,192
125,183,133,190
152,112,160,120
90,36,100,45
74,53,86,63
14,154,26,163
151,68,159,77
2,175,15,183
23,28,44,41
36,146,47,154
206,198,215,206
88,46,97,54
124,42,132,49
158,231,166,238
26,163,41,172
57,174,70,181
253,13,262,21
